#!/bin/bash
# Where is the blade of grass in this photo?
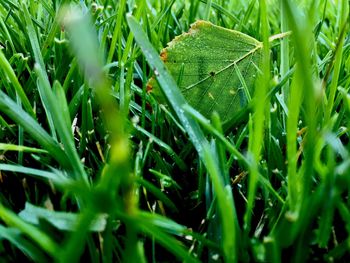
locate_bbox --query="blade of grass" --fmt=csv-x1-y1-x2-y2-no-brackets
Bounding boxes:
198,0,241,25
183,104,248,166
324,1,348,122
136,177,178,212
0,143,47,153
35,65,88,183
0,14,16,53
0,51,34,117
0,225,48,262
117,211,201,263
0,90,71,169
0,164,71,186
134,125,187,171
283,0,318,214
244,0,270,236
106,0,126,64
280,0,290,103
21,2,57,138
0,203,59,258
286,66,303,211
204,0,212,20
203,144,239,263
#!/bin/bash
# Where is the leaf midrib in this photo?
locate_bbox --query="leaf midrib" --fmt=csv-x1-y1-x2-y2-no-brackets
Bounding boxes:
183,43,262,91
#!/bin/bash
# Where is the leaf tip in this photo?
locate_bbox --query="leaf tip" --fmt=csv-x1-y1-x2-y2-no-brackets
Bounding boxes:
190,20,211,29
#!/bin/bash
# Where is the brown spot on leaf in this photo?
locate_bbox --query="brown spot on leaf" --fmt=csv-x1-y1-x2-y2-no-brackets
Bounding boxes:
160,49,167,62
146,81,153,93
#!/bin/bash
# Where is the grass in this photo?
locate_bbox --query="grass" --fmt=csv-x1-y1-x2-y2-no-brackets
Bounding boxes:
0,0,349,262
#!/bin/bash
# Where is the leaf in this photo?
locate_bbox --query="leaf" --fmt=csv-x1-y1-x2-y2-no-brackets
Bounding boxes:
148,20,262,123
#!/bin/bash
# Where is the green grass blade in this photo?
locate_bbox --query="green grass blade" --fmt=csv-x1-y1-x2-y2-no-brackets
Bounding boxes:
137,177,178,212
0,51,34,117
0,90,71,169
0,225,48,262
283,0,318,213
21,2,57,137
0,203,59,258
203,144,239,263
286,68,303,211
0,164,71,186
183,104,248,166
106,0,126,64
198,0,241,25
244,0,270,236
324,1,348,122
34,65,88,183
280,0,290,102
0,143,47,153
204,0,212,20
122,211,201,263
134,125,187,171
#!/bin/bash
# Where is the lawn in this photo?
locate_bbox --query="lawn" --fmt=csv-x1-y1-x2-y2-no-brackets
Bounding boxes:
0,0,350,262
